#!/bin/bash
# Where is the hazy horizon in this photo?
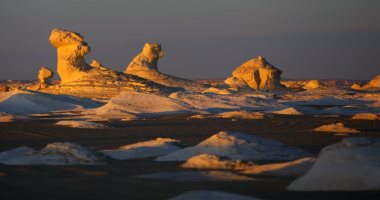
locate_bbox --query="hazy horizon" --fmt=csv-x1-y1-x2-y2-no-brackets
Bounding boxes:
0,0,379,81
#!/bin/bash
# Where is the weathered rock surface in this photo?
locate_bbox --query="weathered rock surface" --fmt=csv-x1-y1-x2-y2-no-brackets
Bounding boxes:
156,131,311,161
125,43,205,91
38,66,54,83
225,56,283,90
45,29,180,98
351,74,380,90
288,137,380,191
0,142,105,165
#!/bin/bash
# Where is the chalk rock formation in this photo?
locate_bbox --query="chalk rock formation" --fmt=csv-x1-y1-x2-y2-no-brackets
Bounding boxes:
225,56,283,90
363,74,380,89
303,80,321,90
351,74,380,90
101,138,181,160
156,131,311,161
288,137,380,191
0,142,105,165
314,123,360,133
38,66,54,83
46,29,179,98
125,43,205,91
49,28,92,84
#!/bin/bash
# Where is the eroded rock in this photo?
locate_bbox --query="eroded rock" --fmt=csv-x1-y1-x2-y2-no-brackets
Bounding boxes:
225,56,283,90
38,66,54,84
125,43,205,91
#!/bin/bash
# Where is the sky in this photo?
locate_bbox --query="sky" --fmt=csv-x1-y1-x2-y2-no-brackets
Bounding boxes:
0,0,379,80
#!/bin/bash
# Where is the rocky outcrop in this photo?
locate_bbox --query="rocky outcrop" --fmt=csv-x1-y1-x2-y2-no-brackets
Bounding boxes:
45,29,180,98
125,43,205,91
288,137,380,191
351,74,380,90
49,29,92,84
225,56,283,90
38,66,54,83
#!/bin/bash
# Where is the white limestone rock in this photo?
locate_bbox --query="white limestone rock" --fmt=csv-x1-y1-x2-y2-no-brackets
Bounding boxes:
125,43,205,91
216,111,264,119
47,29,177,97
38,66,54,84
314,123,360,133
0,142,105,165
241,157,316,177
351,74,380,90
55,120,107,128
270,107,303,115
225,56,283,90
101,138,181,160
352,113,380,120
156,131,311,161
138,171,254,182
287,137,380,191
302,80,322,90
181,154,255,170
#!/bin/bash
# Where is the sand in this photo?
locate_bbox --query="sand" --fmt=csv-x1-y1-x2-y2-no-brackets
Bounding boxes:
0,116,379,199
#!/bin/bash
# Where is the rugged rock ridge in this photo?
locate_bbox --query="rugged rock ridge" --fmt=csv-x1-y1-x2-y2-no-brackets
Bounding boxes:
352,74,380,90
125,43,205,91
225,56,283,90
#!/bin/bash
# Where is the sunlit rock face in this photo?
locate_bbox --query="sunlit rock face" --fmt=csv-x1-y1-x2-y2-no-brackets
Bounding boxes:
351,74,380,90
362,74,380,89
38,66,54,84
125,43,205,91
45,29,179,98
49,29,92,84
225,56,283,90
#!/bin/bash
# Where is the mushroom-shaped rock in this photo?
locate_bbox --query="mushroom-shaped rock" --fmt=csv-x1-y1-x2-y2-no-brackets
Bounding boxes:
49,29,92,84
45,29,177,97
125,43,204,91
38,66,54,83
225,56,283,90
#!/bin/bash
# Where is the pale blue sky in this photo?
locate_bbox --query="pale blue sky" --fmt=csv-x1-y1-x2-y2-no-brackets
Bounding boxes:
0,0,379,80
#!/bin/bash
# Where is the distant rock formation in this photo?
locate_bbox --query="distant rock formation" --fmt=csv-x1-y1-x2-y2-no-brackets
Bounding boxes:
225,56,283,90
125,43,205,91
351,74,380,90
302,80,321,90
38,66,54,84
45,29,180,98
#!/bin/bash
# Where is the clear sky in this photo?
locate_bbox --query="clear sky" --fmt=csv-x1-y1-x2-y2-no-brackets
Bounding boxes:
0,0,379,80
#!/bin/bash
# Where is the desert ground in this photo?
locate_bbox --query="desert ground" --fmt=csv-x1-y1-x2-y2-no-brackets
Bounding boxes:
0,115,379,200
0,28,379,200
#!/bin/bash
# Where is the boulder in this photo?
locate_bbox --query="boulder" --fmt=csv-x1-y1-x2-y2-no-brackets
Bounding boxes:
38,66,54,83
303,80,321,90
125,43,205,91
287,137,380,191
225,56,283,90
